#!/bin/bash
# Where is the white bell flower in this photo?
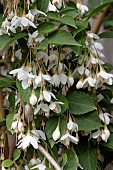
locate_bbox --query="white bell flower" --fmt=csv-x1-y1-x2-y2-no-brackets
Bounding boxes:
9,67,26,79
91,131,101,139
49,101,64,113
29,91,37,106
101,127,110,142
11,119,22,132
110,98,113,104
31,8,47,16
99,112,112,125
76,2,88,15
52,124,61,141
52,0,62,9
31,163,46,170
31,129,46,140
76,79,83,89
82,77,96,88
47,1,57,12
77,66,85,75
17,132,39,149
11,15,37,28
34,103,49,115
15,49,22,60
43,90,57,102
52,73,60,87
60,133,79,145
59,73,67,85
26,10,35,22
68,75,74,87
67,121,78,132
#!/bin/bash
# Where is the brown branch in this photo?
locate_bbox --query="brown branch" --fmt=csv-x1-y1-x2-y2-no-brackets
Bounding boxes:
91,5,110,34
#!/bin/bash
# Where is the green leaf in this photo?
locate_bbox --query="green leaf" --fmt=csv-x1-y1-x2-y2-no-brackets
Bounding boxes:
37,22,58,34
0,14,5,27
0,77,15,88
59,16,77,28
35,39,48,50
16,80,40,103
0,33,27,51
0,116,5,122
13,149,21,160
85,2,111,19
48,30,81,46
47,11,59,21
67,91,96,115
45,168,54,170
8,91,15,107
45,116,66,147
56,93,69,114
101,133,113,151
99,31,113,38
2,159,13,168
36,0,49,12
64,148,79,170
60,153,67,168
6,112,15,131
76,111,102,131
79,148,97,170
59,7,78,18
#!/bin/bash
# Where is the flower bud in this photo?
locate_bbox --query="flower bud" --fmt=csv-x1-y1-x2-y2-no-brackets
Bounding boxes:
30,90,37,106
52,124,60,141
76,80,83,89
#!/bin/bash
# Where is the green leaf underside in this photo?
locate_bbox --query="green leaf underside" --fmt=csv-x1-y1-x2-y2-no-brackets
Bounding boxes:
38,22,58,34
67,91,96,115
76,111,102,131
64,148,78,170
2,159,13,168
79,148,97,170
0,33,27,51
48,30,81,46
59,16,77,28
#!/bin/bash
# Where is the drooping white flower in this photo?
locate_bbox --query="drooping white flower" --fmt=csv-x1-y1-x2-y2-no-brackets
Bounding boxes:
60,133,79,145
43,90,57,102
59,73,67,85
11,15,37,28
52,123,61,141
29,90,37,106
99,112,112,125
34,103,49,115
17,132,39,149
110,98,113,104
52,0,62,9
67,121,78,132
101,127,110,142
15,49,22,60
76,2,88,15
31,163,46,170
82,77,96,88
52,73,60,87
47,1,57,12
26,10,35,22
76,79,83,89
49,101,64,113
11,119,23,132
68,74,74,87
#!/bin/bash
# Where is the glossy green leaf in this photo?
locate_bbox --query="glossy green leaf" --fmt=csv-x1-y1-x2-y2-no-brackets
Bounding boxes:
59,15,77,28
35,38,48,50
13,149,21,161
59,7,78,18
6,112,14,131
16,80,40,103
0,77,15,88
64,148,79,170
76,111,102,131
73,20,88,36
67,91,96,115
48,30,81,46
0,33,27,51
38,22,58,34
47,11,59,21
79,148,97,170
2,159,13,168
56,93,69,114
36,0,49,12
85,2,111,19
99,31,113,38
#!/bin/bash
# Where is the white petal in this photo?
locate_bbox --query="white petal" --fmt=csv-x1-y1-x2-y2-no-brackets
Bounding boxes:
52,127,60,141
60,73,67,85
78,66,85,75
21,79,29,89
49,102,56,110
30,137,38,149
43,90,51,102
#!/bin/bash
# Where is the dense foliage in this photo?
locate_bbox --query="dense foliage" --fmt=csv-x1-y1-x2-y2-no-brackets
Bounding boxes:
0,0,113,170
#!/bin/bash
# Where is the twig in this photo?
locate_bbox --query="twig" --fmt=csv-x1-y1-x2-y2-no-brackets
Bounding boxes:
91,5,110,34
38,144,62,170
